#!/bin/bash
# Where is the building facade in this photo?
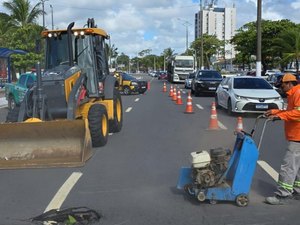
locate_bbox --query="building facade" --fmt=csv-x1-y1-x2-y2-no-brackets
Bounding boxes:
195,4,236,69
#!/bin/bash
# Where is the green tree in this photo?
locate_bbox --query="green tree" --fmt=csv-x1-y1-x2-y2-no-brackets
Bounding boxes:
272,26,300,73
231,19,297,71
1,0,44,79
191,34,224,69
2,0,43,28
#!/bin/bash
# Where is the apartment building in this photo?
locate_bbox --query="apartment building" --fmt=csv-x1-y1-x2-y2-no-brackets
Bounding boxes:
195,4,236,67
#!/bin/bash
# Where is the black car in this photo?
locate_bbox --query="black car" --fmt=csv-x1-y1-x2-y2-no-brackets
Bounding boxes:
191,70,223,96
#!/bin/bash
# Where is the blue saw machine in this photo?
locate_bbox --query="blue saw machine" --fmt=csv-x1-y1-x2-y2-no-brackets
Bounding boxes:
177,115,271,207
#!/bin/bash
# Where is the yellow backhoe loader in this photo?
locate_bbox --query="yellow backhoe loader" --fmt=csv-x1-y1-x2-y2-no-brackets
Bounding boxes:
0,18,123,169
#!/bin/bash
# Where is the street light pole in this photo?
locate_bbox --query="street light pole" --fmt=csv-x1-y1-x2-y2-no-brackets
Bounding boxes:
40,0,48,29
256,0,262,77
50,4,54,30
200,0,204,69
177,18,191,53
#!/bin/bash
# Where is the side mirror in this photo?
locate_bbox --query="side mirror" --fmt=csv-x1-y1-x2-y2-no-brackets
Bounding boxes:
222,84,229,90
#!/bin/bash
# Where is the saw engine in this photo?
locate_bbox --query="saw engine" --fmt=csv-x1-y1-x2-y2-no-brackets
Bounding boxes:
190,148,231,189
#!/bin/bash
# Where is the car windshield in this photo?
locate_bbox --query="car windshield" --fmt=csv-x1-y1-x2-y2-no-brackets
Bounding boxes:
234,78,273,89
197,71,222,78
122,73,136,80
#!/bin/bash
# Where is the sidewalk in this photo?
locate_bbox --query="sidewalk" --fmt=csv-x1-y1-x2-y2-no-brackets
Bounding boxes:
0,97,7,107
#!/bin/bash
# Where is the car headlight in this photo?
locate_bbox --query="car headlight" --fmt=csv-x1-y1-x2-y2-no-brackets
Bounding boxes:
234,94,248,100
131,81,138,86
196,80,203,84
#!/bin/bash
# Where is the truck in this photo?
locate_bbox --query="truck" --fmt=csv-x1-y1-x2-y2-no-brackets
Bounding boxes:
0,18,123,169
167,55,195,83
5,72,36,110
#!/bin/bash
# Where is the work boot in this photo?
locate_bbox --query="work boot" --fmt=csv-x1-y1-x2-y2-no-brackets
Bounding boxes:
293,193,300,200
265,195,292,205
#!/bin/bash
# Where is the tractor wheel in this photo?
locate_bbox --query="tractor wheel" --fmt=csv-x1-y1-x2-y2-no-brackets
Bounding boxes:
6,106,20,122
109,89,123,133
8,95,16,111
236,194,249,207
88,104,108,147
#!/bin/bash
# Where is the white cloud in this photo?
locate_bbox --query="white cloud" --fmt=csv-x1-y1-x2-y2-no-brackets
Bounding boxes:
2,0,300,56
291,0,300,9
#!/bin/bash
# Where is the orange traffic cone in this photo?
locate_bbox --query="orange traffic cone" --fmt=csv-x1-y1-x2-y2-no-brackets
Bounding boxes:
236,117,243,132
176,90,183,105
184,91,194,114
169,85,173,97
147,81,151,91
163,82,167,92
207,102,220,130
172,86,177,101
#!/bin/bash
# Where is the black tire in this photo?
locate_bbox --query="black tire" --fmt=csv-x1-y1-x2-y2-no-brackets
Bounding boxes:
6,106,20,122
227,99,233,116
109,89,123,133
191,87,195,95
215,95,221,109
8,95,16,111
123,86,131,95
88,104,108,147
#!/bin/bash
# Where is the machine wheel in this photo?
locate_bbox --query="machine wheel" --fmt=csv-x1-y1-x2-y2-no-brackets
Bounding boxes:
8,95,16,111
197,191,206,202
123,86,131,95
236,194,249,207
227,99,233,116
6,106,20,122
88,104,108,147
109,89,123,133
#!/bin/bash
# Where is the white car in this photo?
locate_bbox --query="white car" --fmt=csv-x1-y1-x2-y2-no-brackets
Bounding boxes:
184,72,195,89
215,76,284,115
265,69,281,77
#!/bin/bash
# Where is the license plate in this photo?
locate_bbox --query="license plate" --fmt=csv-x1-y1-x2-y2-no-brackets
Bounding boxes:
256,104,268,109
208,87,216,90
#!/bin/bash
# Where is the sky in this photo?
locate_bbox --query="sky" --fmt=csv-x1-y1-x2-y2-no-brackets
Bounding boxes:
1,0,300,57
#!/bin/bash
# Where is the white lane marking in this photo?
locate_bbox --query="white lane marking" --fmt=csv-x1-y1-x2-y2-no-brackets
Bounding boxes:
125,107,132,112
218,121,227,130
44,172,82,212
257,160,279,181
196,104,203,110
135,98,140,102
109,133,113,136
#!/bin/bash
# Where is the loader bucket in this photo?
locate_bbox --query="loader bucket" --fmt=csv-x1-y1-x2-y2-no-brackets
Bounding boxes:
0,119,92,169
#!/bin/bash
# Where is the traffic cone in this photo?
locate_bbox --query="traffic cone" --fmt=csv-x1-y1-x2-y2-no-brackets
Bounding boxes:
236,117,243,132
147,81,151,91
184,91,194,114
163,82,167,92
207,102,220,130
176,90,183,105
172,86,177,101
169,85,173,97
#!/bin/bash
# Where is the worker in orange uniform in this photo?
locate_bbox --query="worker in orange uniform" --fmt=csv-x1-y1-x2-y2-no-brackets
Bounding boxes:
264,73,300,205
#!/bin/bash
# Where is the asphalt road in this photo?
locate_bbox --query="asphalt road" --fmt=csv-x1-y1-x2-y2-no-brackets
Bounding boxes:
0,75,299,225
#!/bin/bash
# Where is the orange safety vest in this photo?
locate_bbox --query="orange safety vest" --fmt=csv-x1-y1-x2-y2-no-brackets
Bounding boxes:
271,85,300,141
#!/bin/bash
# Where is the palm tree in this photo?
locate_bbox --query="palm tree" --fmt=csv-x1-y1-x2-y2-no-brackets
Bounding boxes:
2,0,43,28
272,27,300,73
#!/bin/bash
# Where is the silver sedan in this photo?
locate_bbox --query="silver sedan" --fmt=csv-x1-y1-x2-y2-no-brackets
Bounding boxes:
215,76,284,115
